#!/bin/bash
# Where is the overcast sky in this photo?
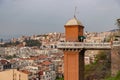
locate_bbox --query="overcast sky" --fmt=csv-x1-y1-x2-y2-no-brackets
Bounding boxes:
0,0,120,38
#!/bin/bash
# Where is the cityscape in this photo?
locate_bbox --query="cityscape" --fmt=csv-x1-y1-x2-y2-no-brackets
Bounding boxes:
0,0,120,80
0,20,120,80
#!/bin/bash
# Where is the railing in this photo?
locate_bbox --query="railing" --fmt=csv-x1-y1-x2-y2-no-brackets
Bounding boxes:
57,41,120,50
113,41,120,46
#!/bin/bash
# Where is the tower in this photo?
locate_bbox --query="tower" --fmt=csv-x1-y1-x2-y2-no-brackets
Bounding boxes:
65,17,84,42
64,17,85,80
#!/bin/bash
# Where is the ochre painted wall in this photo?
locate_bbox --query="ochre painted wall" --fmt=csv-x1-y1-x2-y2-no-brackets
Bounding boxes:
65,25,84,41
64,51,79,80
64,24,84,80
0,69,28,80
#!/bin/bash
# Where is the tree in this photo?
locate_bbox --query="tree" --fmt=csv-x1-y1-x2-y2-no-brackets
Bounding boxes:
85,51,111,80
116,19,120,35
116,19,120,29
105,71,120,80
2,41,20,47
24,39,41,47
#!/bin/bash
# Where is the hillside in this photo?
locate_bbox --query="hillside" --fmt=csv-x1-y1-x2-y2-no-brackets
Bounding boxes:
85,50,111,80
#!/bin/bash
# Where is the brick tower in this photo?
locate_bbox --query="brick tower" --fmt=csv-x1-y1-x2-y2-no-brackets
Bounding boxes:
64,17,85,80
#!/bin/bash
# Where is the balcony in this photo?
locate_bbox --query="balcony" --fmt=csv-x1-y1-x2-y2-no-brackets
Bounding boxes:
57,41,120,50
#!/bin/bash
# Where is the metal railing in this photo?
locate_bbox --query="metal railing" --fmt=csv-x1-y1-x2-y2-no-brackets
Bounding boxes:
57,41,120,49
113,41,120,46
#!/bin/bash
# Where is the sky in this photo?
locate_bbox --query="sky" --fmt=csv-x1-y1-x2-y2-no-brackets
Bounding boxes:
0,0,120,39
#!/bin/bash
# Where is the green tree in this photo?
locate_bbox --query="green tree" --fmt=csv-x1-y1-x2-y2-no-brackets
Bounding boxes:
24,39,41,47
85,51,111,80
105,71,120,80
56,77,64,80
2,41,20,47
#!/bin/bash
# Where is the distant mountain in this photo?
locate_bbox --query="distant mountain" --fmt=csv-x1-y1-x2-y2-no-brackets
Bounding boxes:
108,29,120,32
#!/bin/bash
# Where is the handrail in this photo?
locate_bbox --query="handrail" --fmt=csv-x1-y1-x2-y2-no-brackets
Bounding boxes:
57,41,120,49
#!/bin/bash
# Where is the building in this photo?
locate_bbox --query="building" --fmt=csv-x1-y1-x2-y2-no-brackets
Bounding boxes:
38,71,56,80
84,57,91,65
63,17,85,80
0,59,12,70
0,69,29,80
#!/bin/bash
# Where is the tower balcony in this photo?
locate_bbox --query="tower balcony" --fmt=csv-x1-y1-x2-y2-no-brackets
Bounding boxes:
57,41,120,50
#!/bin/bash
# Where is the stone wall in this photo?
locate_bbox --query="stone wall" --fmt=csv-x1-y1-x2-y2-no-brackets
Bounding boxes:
111,46,120,76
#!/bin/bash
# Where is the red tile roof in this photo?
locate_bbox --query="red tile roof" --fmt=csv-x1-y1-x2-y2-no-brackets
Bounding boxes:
0,60,9,64
10,59,17,63
42,61,52,66
19,70,30,74
37,55,48,59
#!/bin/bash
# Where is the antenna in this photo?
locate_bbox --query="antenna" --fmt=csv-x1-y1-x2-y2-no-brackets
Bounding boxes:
74,6,77,18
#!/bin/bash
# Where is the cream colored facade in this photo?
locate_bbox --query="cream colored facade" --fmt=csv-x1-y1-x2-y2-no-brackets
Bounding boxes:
0,69,28,80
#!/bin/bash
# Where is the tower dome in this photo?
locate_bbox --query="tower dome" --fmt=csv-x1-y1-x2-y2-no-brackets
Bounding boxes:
65,17,83,26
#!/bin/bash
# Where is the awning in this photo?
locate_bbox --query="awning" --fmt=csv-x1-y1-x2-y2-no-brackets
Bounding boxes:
78,36,86,40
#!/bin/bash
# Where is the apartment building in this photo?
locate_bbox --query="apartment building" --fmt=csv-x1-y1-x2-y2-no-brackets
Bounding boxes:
38,71,56,80
0,69,29,80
